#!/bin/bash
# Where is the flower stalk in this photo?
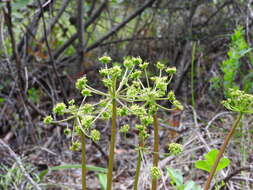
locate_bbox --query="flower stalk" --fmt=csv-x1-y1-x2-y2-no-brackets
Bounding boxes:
204,113,242,190
151,113,159,190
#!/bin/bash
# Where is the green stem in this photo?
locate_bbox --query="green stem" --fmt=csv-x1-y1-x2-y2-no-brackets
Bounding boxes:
151,113,159,190
204,113,242,190
106,98,117,190
133,140,144,190
81,132,87,190
191,42,196,108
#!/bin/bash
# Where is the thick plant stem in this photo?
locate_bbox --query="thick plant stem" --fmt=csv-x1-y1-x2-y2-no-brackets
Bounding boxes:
81,132,87,190
133,140,144,190
106,98,117,190
151,114,159,190
204,113,242,190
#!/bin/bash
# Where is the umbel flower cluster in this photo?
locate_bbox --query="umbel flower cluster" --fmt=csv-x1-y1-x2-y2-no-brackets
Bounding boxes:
43,56,183,188
222,88,253,114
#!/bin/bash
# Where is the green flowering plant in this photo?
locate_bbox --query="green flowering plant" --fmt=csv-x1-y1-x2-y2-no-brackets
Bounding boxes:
204,88,253,190
42,55,181,190
120,60,182,190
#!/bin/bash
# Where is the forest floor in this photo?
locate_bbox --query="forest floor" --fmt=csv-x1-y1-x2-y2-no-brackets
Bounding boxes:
1,105,252,190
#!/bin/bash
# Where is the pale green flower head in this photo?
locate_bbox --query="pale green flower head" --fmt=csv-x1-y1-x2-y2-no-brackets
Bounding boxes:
132,56,142,65
81,88,92,96
118,107,129,116
150,167,162,179
99,56,112,64
53,103,66,115
156,61,165,70
139,62,149,70
43,115,53,124
172,100,184,110
120,124,130,133
81,104,94,114
167,91,176,101
168,143,183,155
140,115,153,126
64,128,71,136
123,57,134,69
130,104,146,116
70,141,81,151
110,65,122,78
130,70,142,79
75,76,87,90
222,88,253,113
166,67,177,75
81,115,94,129
90,129,101,142
68,99,75,105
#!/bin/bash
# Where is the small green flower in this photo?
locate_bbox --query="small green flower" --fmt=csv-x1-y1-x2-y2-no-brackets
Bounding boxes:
135,124,145,131
139,130,150,140
168,143,183,155
43,115,53,124
68,105,77,113
118,107,129,116
139,62,149,70
74,124,82,135
222,88,253,113
120,124,130,133
156,61,165,70
81,115,94,129
140,115,153,126
81,89,91,96
167,91,176,101
150,167,162,179
64,128,71,136
70,141,81,151
148,105,158,115
68,99,75,105
99,68,110,76
165,67,176,74
130,70,142,79
126,85,139,98
110,66,122,78
99,56,112,64
53,103,66,115
90,129,101,142
123,58,134,69
81,104,94,114
101,111,111,120
172,100,184,110
130,105,146,116
102,78,113,88
75,77,88,90
132,57,142,65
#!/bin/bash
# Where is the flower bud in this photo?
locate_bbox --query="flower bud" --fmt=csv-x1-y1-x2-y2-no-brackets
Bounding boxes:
43,115,53,124
168,143,183,155
99,56,112,64
53,103,66,115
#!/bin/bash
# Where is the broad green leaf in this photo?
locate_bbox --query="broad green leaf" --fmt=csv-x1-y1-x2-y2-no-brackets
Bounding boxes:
195,149,230,173
97,173,107,190
205,149,219,165
195,160,211,172
216,157,230,172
